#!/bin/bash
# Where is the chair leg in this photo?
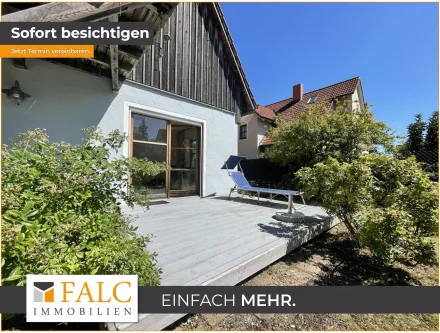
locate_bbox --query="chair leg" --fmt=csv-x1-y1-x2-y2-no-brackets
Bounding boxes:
288,195,293,214
257,192,260,205
300,193,306,205
228,188,234,200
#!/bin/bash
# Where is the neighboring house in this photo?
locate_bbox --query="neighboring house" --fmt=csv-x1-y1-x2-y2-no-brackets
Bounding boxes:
237,105,274,159
238,76,365,158
2,2,257,199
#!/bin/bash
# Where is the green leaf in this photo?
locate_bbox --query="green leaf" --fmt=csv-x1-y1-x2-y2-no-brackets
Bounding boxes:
16,233,25,242
2,274,23,282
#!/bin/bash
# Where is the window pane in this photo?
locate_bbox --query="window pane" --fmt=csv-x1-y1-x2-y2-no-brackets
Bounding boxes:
170,170,197,192
171,126,198,148
171,148,197,169
132,172,166,198
133,142,166,163
133,114,167,143
240,125,247,139
307,95,317,104
132,142,167,198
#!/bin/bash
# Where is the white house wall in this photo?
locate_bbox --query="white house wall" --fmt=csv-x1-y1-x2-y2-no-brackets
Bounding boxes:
2,59,237,197
256,118,271,151
351,86,361,111
237,113,271,159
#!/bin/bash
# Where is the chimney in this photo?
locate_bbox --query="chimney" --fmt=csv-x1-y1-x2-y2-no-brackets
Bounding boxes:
293,83,303,101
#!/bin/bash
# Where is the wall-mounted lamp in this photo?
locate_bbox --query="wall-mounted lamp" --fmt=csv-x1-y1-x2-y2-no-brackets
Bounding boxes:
2,80,31,105
13,59,27,70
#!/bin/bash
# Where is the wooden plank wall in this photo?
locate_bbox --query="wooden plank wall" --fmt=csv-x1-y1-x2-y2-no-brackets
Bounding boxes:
129,3,245,115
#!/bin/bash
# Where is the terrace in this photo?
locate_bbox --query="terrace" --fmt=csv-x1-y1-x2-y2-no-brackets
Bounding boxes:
116,194,339,330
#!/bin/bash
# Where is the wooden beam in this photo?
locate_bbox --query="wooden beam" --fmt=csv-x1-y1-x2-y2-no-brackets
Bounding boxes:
153,4,178,34
46,58,126,83
110,45,120,92
1,3,21,15
109,15,119,93
2,2,149,22
120,4,177,80
118,3,177,33
118,45,145,59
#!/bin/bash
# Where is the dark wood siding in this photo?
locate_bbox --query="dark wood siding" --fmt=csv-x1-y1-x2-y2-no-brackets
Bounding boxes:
129,3,248,115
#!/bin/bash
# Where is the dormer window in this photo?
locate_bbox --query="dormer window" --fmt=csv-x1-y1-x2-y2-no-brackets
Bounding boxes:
307,95,317,104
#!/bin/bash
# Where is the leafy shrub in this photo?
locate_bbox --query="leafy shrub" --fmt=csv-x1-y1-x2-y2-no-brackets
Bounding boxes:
2,128,167,287
296,154,438,265
263,101,395,168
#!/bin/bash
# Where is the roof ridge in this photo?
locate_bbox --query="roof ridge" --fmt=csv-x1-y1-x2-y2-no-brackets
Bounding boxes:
264,76,360,108
257,104,274,110
304,76,360,96
265,97,292,108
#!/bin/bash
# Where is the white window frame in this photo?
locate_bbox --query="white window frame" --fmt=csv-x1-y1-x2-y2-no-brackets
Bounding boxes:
307,95,317,104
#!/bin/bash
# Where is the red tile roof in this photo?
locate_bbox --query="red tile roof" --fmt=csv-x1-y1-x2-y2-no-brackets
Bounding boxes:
260,136,272,145
256,104,275,120
266,76,360,122
259,76,361,145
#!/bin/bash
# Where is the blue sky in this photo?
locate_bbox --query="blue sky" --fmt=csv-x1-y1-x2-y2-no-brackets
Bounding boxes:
221,3,438,137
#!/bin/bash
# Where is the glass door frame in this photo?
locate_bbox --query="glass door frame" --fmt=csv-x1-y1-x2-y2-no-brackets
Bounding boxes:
168,124,201,197
129,112,201,199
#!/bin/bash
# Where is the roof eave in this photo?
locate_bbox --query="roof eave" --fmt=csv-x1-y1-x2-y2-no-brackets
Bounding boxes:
356,77,366,108
212,3,257,112
256,113,274,122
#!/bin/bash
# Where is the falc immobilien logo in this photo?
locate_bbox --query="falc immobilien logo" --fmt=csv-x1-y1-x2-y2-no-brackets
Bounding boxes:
26,275,138,322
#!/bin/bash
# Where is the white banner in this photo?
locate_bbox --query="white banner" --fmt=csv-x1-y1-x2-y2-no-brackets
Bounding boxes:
26,275,138,322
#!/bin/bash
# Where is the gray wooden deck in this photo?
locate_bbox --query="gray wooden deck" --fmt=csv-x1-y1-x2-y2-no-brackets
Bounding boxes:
115,195,338,330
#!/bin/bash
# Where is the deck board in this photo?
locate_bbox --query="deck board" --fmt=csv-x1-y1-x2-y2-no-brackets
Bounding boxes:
115,195,338,330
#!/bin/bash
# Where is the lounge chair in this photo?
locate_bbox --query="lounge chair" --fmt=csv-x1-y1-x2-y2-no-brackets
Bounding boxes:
222,155,306,214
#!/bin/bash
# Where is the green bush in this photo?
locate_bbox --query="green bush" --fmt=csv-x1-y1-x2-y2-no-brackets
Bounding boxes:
296,154,438,265
2,128,167,287
263,101,395,168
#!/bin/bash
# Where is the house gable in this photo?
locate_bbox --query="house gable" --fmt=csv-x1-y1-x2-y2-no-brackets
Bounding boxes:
267,76,361,121
1,2,256,115
257,77,364,147
129,3,256,117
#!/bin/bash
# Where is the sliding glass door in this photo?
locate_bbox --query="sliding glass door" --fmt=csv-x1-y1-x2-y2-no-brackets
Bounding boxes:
169,125,199,196
130,113,200,198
